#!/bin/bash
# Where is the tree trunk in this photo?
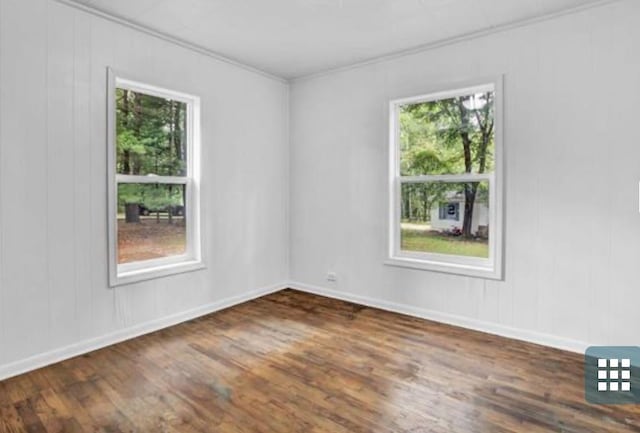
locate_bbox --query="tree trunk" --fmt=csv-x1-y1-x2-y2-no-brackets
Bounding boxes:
462,183,478,238
457,97,477,238
182,184,187,223
122,90,132,174
125,203,140,223
173,101,183,166
123,150,131,174
421,187,429,223
167,185,174,225
408,185,414,220
133,93,143,174
402,186,409,220
169,102,175,170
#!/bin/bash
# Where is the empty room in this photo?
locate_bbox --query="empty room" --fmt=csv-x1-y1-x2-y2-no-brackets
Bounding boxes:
0,0,639,431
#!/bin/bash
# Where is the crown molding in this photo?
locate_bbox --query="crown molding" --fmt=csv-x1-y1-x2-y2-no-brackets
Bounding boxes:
52,0,287,84
53,0,620,83
292,0,621,83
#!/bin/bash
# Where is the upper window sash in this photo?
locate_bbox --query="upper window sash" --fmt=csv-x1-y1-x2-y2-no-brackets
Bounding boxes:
393,83,497,178
114,77,198,178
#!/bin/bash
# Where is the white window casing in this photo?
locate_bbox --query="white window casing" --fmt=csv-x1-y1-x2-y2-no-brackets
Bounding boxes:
107,68,204,287
386,77,504,280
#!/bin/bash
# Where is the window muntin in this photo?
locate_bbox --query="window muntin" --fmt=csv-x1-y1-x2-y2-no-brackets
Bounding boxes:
388,81,503,279
108,71,202,286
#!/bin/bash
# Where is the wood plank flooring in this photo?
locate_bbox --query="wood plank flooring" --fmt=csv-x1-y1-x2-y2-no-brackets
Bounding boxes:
0,289,639,432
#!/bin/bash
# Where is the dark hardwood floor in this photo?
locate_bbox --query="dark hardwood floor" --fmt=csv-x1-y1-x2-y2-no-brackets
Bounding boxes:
0,289,638,432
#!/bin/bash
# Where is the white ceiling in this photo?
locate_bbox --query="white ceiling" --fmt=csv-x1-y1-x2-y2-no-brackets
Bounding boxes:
69,0,607,79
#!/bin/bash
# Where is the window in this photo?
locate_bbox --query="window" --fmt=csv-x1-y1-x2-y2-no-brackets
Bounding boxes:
387,79,503,279
107,69,203,286
439,202,460,221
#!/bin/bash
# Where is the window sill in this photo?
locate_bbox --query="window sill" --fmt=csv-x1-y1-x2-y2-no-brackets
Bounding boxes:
384,256,502,280
110,259,206,287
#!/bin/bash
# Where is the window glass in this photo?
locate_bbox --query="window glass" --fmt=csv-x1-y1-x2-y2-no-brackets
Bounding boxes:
116,88,187,176
399,180,490,259
117,183,187,264
399,92,495,176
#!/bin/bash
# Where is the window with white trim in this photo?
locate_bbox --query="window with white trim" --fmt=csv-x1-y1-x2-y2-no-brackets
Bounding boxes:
387,80,503,279
108,70,203,286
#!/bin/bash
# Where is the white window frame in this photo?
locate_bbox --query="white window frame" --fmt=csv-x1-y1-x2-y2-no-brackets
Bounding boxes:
386,77,504,280
107,68,204,287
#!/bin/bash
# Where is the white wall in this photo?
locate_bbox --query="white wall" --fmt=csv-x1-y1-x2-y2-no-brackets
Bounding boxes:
290,0,640,350
0,0,289,377
1,0,638,380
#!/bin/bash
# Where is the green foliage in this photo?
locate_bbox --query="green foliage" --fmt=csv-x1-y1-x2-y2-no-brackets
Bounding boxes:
116,88,187,176
118,183,143,205
399,92,495,176
142,185,183,210
399,91,495,233
401,229,489,258
118,184,184,211
117,129,146,159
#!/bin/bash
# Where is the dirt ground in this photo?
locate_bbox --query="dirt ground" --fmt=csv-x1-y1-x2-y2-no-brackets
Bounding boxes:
118,218,186,264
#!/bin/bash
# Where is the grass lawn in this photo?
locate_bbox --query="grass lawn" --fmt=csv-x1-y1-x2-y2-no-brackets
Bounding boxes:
401,228,488,258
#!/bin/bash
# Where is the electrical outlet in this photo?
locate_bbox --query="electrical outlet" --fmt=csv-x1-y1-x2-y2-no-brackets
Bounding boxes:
327,271,338,282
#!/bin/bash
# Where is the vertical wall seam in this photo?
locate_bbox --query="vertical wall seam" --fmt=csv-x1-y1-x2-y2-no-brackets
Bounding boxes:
88,13,96,336
45,0,53,349
72,6,79,324
285,83,292,281
0,0,5,365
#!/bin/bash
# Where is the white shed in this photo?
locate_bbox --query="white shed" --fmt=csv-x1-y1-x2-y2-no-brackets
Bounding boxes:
430,196,489,236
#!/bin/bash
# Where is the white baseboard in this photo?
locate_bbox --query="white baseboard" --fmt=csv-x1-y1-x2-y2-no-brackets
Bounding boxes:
288,281,589,354
1,280,588,382
0,283,286,381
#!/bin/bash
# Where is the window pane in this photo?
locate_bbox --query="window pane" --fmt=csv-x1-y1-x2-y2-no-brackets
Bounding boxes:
400,181,489,258
116,88,187,176
399,90,495,176
117,183,187,264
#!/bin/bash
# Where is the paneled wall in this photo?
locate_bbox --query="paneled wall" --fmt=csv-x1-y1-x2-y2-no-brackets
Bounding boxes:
0,0,289,375
1,0,638,378
289,0,640,350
